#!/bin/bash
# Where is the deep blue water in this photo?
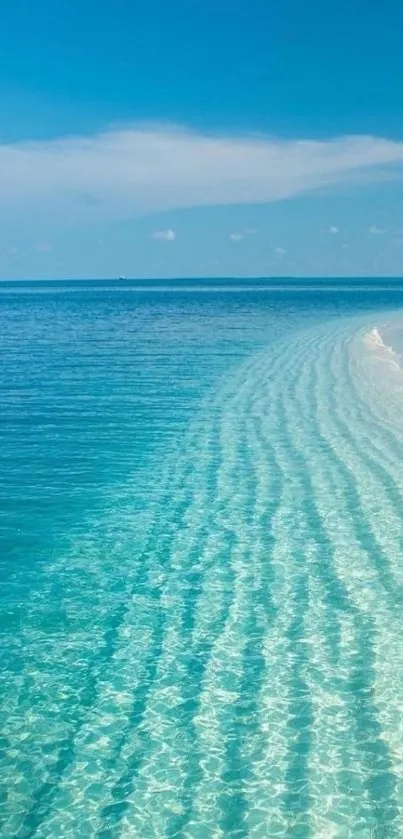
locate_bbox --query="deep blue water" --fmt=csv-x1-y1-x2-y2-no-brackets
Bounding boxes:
2,279,403,837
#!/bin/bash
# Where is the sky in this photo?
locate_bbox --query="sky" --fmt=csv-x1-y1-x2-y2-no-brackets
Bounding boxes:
1,0,403,279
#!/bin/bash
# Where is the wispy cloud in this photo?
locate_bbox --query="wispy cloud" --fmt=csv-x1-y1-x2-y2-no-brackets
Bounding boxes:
229,229,259,241
274,246,287,255
35,241,53,252
368,224,386,234
1,125,403,230
329,225,340,234
151,228,176,241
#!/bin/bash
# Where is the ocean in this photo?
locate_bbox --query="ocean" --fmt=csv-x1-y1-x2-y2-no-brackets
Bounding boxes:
2,278,403,838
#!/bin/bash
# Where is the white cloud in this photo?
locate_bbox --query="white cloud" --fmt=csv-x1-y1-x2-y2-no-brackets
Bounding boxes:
329,225,340,234
151,228,176,241
274,246,287,255
230,229,259,241
35,241,53,252
1,125,403,230
369,224,386,234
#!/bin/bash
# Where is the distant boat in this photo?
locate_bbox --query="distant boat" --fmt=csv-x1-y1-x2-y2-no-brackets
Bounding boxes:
117,275,127,281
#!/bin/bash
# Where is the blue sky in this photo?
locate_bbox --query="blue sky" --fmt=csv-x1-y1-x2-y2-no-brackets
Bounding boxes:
1,0,403,278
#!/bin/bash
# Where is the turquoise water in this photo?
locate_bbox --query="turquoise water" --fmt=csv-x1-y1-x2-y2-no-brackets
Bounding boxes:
2,280,403,837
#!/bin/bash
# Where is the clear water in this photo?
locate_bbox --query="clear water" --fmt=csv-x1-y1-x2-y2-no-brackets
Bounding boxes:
2,279,403,838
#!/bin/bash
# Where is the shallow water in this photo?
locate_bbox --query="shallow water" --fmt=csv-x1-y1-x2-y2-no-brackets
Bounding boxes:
2,280,403,837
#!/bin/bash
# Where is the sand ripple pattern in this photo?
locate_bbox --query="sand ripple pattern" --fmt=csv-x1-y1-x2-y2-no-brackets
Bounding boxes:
3,315,403,837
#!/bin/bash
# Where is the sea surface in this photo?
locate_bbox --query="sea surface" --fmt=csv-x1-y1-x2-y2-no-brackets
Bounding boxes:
2,279,403,838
